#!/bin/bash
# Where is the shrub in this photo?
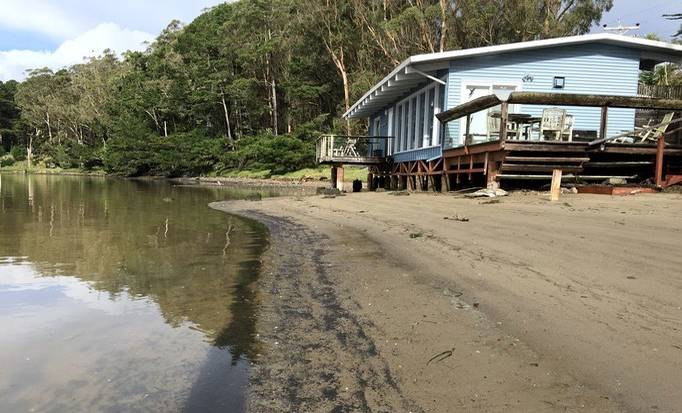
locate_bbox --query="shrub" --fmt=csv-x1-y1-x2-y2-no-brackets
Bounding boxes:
0,154,15,167
0,146,5,157
104,130,224,177
216,132,315,174
41,142,104,170
10,146,26,161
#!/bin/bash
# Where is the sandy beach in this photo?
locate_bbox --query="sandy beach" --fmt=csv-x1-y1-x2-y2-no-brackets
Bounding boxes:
211,191,682,413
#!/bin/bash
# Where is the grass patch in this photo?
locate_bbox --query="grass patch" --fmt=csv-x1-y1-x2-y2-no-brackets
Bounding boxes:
272,166,368,182
0,161,104,175
215,169,273,179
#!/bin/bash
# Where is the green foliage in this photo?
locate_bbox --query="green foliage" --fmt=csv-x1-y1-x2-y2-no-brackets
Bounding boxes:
41,142,104,170
104,131,223,177
217,133,315,175
10,145,26,161
0,154,15,167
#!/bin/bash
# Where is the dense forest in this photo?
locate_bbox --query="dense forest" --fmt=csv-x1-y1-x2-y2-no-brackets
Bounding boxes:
0,0,678,177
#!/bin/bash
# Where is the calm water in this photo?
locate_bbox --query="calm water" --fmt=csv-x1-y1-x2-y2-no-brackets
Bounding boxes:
0,174,291,412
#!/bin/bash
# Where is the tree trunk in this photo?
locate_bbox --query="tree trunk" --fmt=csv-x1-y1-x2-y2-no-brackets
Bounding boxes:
340,65,351,134
439,0,448,52
220,93,233,142
45,111,53,143
267,28,279,136
28,130,35,169
163,121,168,137
327,45,351,135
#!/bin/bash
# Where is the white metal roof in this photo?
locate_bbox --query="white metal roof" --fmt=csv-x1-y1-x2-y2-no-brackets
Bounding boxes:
344,33,682,119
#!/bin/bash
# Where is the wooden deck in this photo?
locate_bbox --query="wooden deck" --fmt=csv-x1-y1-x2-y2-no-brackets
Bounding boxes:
321,93,682,191
316,135,392,166
443,139,682,184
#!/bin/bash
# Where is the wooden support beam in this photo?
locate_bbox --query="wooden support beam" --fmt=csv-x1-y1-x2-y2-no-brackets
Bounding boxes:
330,165,337,189
487,157,499,190
656,134,665,186
550,169,562,202
336,165,345,191
500,164,583,173
499,102,509,141
506,156,589,163
599,106,608,140
445,168,486,174
436,92,682,124
465,115,472,149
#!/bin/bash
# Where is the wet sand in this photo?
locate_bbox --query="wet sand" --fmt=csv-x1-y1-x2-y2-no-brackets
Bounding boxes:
211,191,682,412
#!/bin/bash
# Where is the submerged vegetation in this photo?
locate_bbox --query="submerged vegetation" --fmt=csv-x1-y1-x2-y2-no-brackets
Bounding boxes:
1,0,662,178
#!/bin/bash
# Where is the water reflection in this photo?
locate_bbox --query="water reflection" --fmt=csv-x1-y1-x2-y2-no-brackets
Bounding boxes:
0,174,276,412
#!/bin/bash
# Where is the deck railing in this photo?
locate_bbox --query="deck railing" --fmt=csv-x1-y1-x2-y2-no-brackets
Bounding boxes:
316,135,393,164
638,84,682,100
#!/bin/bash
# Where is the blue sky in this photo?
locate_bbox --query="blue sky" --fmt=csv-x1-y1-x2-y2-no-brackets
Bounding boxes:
0,0,679,81
596,0,679,38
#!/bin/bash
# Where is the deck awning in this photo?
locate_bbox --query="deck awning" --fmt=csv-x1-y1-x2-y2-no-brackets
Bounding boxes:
344,33,682,120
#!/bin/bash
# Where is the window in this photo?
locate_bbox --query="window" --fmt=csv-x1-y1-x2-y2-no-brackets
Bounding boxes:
393,105,403,152
389,79,444,153
553,76,565,89
401,103,408,151
418,93,426,148
410,97,417,149
427,88,435,146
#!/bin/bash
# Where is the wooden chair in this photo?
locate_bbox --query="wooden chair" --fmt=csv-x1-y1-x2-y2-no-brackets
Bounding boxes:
487,109,521,140
540,108,567,140
638,112,673,143
561,115,574,141
486,110,500,140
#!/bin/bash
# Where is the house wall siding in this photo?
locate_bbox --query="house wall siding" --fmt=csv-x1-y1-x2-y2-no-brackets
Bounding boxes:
444,44,640,147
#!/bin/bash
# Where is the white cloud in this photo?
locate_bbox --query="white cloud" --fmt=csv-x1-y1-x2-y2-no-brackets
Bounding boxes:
0,0,84,39
0,22,154,81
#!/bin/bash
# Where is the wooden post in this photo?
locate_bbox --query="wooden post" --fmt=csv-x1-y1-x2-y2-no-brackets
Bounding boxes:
599,106,608,139
330,165,337,189
443,160,450,192
465,115,471,148
655,134,665,187
486,156,499,190
550,169,562,202
336,165,345,191
367,172,374,191
499,102,509,141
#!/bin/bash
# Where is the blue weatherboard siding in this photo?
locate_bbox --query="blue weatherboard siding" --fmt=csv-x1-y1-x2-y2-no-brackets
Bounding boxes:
444,44,640,148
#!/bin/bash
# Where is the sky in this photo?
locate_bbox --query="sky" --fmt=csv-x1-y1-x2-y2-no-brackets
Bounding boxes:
0,0,225,81
0,0,680,82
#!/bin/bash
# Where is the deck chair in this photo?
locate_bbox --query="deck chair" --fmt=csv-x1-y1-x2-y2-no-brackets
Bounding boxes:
561,115,574,141
540,108,567,140
486,110,500,140
341,138,359,157
638,112,674,143
487,109,521,140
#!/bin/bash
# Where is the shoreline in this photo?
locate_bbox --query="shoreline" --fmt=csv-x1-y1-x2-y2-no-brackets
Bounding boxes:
211,191,682,412
0,168,328,188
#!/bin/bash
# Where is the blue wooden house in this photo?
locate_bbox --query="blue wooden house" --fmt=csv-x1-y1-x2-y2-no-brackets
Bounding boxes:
319,34,682,190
